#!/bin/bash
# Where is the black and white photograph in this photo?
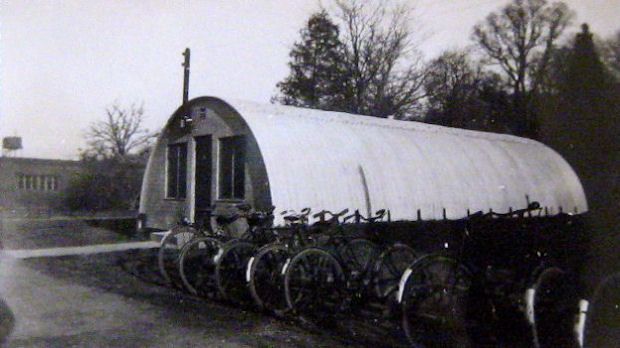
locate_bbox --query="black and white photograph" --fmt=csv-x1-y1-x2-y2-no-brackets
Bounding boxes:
0,1,619,347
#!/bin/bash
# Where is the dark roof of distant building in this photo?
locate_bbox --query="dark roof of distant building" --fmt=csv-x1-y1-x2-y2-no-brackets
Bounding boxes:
0,156,82,166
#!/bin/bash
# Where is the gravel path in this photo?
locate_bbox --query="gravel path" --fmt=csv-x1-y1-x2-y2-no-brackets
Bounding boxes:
2,241,159,259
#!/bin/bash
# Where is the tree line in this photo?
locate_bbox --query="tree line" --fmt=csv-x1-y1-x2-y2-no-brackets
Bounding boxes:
275,0,619,139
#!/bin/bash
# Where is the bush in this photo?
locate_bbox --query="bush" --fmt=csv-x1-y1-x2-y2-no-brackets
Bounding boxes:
63,157,144,212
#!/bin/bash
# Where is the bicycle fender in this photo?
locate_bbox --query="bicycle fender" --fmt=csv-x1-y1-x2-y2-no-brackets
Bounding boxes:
246,256,255,283
525,287,535,325
575,299,589,348
213,247,224,264
281,258,292,276
397,267,413,304
160,230,172,246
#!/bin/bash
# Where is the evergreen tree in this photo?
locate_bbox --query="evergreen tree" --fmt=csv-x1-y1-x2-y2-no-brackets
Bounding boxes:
274,11,348,111
551,23,619,229
562,24,614,107
558,24,616,155
275,2,426,119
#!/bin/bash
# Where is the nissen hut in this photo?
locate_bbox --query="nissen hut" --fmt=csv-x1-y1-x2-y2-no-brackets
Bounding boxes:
139,96,587,230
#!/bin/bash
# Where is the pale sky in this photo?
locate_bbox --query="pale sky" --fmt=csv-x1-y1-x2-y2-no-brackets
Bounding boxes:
1,0,619,159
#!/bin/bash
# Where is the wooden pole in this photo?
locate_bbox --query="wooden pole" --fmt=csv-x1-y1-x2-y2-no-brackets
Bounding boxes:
182,48,191,119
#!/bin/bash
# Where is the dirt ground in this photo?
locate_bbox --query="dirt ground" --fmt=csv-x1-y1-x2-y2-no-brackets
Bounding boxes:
0,218,140,250
0,218,407,347
2,216,606,347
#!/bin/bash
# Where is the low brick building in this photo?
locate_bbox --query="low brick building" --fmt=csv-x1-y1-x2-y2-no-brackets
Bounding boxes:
0,157,84,212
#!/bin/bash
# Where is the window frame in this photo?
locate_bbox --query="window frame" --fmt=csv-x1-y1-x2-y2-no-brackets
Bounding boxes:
217,136,246,200
166,142,188,200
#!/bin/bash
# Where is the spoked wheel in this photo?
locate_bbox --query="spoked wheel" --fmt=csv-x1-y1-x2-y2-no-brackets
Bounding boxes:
248,243,290,313
215,240,256,304
178,236,222,297
284,247,346,321
528,266,580,348
584,272,620,348
337,239,380,283
374,243,418,300
157,225,199,288
399,254,472,348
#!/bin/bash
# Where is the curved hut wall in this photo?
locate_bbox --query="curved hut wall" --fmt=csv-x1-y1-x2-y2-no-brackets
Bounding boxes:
139,96,587,230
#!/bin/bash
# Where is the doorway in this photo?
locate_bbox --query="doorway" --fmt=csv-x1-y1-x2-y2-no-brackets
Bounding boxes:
194,135,212,227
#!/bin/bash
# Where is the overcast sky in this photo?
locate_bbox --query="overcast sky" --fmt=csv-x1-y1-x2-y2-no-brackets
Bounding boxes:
1,0,619,159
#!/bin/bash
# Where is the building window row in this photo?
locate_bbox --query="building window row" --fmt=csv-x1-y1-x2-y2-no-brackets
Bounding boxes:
16,174,60,191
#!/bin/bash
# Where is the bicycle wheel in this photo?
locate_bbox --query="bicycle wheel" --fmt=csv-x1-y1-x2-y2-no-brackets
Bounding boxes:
400,254,472,348
248,243,290,313
215,240,256,304
373,243,418,300
284,247,346,319
157,225,198,288
528,266,580,348
337,238,380,281
178,236,222,297
584,272,620,348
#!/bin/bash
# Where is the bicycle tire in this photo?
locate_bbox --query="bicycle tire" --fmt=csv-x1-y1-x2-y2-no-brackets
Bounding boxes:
400,254,472,347
248,243,290,312
528,266,580,348
284,247,346,318
157,225,199,288
584,272,620,348
215,239,256,303
374,242,418,300
178,236,222,296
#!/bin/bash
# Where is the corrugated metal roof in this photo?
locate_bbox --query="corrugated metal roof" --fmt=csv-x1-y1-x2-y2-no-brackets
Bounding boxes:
224,99,587,225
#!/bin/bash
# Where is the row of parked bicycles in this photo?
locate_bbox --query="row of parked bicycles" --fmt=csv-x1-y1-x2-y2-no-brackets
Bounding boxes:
155,203,596,347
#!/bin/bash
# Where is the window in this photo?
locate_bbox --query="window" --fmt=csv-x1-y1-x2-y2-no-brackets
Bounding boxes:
218,136,245,199
16,174,60,191
17,174,25,189
167,142,187,199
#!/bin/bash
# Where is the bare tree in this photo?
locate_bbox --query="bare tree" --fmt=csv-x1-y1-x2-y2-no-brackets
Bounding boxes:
425,51,482,113
84,102,157,159
601,30,620,78
424,50,516,132
334,0,426,119
473,0,573,96
472,0,573,136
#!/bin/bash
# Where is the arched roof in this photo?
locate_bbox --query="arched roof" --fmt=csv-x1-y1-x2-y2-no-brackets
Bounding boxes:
221,98,587,222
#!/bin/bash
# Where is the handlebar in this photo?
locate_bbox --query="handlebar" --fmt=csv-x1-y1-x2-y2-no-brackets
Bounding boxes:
281,207,312,224
469,202,541,220
343,209,388,223
312,208,350,222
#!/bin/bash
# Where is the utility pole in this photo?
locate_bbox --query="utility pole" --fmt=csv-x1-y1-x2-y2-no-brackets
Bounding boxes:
182,48,191,124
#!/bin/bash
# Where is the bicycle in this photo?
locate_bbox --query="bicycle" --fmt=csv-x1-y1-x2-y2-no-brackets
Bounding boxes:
283,209,390,321
173,202,252,297
246,208,315,314
213,206,277,304
395,202,581,347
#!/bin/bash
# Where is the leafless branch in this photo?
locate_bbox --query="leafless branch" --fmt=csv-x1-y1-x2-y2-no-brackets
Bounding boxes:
84,101,157,159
